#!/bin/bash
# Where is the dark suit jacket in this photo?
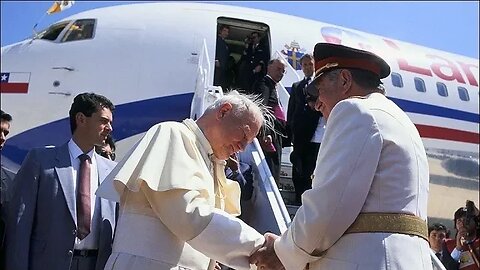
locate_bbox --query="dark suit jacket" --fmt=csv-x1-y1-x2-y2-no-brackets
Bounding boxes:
252,76,286,147
5,143,117,270
215,35,229,70
214,35,230,88
0,165,16,268
439,238,472,270
287,78,322,147
237,42,269,93
248,42,269,73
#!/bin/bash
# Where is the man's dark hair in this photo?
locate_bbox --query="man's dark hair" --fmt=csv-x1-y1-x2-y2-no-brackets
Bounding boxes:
454,206,468,228
300,53,314,64
96,134,116,160
428,223,448,235
69,92,114,134
0,110,12,122
454,204,480,235
105,134,116,152
219,24,230,32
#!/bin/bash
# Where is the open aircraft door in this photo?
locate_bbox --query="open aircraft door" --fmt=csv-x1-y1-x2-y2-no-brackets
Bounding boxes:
190,17,292,235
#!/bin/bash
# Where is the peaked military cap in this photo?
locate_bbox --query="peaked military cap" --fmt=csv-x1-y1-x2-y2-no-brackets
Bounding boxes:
306,43,391,99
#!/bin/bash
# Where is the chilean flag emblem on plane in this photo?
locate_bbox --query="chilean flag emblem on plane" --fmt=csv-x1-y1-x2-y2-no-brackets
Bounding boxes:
1,72,31,93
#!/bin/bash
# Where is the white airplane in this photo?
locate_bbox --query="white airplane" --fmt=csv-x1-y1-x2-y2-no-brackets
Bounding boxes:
1,3,478,266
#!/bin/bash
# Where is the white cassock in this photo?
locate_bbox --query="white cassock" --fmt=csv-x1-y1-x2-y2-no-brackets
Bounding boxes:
97,119,264,270
274,93,433,270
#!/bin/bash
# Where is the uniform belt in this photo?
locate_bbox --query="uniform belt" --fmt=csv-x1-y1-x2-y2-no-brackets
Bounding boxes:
344,212,428,241
73,249,98,257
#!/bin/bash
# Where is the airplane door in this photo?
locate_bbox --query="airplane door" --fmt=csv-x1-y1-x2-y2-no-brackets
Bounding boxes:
214,18,271,92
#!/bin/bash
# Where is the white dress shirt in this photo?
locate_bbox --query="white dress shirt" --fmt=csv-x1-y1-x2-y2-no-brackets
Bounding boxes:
310,117,326,143
68,139,100,250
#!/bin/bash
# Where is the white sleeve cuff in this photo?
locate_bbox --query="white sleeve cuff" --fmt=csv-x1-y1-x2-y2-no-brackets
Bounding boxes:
274,226,321,270
187,208,265,270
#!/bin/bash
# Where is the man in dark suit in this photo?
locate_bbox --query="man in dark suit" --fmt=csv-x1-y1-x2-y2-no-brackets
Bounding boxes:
287,53,323,205
252,59,287,184
0,110,13,267
238,32,270,93
6,93,117,270
214,24,230,90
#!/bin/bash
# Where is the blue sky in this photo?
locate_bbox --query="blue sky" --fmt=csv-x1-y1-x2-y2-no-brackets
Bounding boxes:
1,1,479,58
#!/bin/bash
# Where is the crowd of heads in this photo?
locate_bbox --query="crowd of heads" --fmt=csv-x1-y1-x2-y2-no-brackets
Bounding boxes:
428,201,479,253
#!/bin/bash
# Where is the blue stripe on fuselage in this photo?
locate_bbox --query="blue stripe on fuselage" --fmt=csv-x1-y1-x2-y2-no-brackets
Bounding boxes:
285,86,478,123
3,93,193,164
389,97,479,124
2,92,478,166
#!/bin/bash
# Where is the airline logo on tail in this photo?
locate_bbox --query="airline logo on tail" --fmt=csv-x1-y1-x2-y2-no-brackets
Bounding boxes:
0,72,30,93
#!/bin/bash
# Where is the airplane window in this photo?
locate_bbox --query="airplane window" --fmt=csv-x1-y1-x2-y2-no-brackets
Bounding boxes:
391,72,403,88
414,77,426,92
38,21,71,41
458,86,470,101
61,19,96,42
436,82,448,97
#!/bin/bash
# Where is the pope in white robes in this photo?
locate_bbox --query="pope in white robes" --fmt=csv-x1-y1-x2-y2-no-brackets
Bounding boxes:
97,92,267,270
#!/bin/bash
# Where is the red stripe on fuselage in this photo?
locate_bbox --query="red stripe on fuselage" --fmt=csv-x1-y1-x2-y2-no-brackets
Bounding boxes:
416,124,479,144
0,82,29,93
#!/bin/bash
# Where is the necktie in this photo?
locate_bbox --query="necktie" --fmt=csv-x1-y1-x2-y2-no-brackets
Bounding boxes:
303,77,311,95
435,252,441,260
77,154,91,240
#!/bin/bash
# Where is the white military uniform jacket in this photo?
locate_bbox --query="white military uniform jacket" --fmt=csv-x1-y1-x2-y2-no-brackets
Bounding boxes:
274,93,432,270
97,119,264,270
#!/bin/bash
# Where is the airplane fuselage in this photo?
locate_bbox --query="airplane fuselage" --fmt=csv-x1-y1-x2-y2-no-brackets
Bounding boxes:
1,2,478,227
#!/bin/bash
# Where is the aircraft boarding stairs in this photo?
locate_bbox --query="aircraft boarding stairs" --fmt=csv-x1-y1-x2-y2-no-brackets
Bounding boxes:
191,40,445,269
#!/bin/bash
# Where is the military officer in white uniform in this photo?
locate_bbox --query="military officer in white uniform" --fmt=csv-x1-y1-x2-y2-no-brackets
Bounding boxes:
250,43,432,270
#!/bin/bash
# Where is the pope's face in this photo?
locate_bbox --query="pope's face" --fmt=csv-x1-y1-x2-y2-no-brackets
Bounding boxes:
210,107,261,160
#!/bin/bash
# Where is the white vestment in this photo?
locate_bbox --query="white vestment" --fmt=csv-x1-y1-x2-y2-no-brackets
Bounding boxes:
274,93,432,270
97,119,264,270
